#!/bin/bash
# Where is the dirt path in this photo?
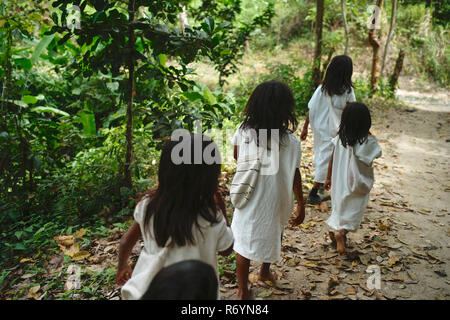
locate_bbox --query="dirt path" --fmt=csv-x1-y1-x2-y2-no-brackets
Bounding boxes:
220,85,450,300
2,82,448,301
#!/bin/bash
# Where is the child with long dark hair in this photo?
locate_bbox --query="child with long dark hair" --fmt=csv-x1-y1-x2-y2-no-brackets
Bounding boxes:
141,260,218,300
116,133,233,299
231,80,305,300
324,102,382,255
299,55,356,206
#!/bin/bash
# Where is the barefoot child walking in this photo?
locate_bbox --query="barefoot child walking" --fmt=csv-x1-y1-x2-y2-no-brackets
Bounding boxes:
230,80,305,300
324,102,382,255
116,134,233,299
300,55,356,205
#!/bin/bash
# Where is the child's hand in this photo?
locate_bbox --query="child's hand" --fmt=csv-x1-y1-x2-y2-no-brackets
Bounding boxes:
116,264,133,286
290,204,305,226
300,127,308,141
324,179,331,191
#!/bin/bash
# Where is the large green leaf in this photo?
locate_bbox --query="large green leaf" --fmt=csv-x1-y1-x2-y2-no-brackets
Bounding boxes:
203,88,217,105
78,110,97,137
31,34,55,64
22,95,38,104
31,106,70,117
14,58,32,71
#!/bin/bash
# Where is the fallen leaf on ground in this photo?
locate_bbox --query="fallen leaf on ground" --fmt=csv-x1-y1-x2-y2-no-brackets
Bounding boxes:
73,228,87,239
248,274,259,283
54,235,75,247
346,289,356,295
71,250,90,261
319,202,328,212
274,280,293,290
28,285,40,299
257,290,273,298
327,277,339,294
387,255,400,266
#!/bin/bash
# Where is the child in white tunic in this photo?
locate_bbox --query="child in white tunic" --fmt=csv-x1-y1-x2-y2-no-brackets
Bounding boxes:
300,55,356,206
231,80,306,300
116,134,234,299
324,102,382,255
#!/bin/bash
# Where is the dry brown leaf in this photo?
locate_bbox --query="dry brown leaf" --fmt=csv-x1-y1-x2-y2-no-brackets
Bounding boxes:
327,277,339,294
319,201,328,212
248,273,259,283
54,235,75,247
73,228,87,239
60,242,80,257
387,255,400,266
28,285,40,299
257,289,273,298
346,289,356,295
71,250,90,261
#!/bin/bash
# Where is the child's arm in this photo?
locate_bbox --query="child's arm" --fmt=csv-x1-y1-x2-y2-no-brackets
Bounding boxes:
300,112,309,141
233,145,239,161
324,151,334,191
116,221,142,286
290,168,306,225
218,244,233,257
214,190,229,226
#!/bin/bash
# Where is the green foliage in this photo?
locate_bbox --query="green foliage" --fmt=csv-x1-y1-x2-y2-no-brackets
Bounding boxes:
1,0,262,265
234,61,315,116
396,3,449,85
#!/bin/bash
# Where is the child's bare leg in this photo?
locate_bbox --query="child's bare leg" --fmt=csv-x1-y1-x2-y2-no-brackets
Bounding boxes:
335,229,348,255
307,182,323,205
235,253,251,300
329,231,337,247
258,263,278,282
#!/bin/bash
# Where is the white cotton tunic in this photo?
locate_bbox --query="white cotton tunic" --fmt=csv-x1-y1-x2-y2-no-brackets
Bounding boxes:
130,197,234,298
308,85,356,183
326,135,382,231
231,128,302,263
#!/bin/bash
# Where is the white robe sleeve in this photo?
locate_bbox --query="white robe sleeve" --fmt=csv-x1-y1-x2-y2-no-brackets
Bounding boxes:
348,88,356,103
214,214,234,252
354,135,382,166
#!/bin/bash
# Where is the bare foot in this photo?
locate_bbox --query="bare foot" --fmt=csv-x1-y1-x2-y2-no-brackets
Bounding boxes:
290,215,303,226
329,231,337,247
236,288,251,300
258,270,278,283
335,230,347,255
234,289,252,300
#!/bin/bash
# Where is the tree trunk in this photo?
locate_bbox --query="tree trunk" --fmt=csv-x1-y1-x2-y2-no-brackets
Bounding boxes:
341,0,349,55
368,0,383,94
381,0,397,76
179,5,188,34
124,0,135,189
389,48,405,90
313,0,325,87
1,28,12,132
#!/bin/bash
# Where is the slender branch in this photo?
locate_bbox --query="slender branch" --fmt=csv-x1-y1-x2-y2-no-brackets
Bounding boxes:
341,0,349,55
381,0,397,76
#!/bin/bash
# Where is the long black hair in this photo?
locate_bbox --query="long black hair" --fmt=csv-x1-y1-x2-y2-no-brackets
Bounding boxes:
338,102,371,148
321,55,353,96
240,80,298,142
143,133,221,247
142,260,218,300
